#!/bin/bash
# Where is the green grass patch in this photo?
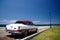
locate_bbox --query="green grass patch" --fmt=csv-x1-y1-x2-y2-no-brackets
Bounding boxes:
31,26,60,40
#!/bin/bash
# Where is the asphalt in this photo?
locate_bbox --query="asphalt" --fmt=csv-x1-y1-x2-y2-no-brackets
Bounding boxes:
0,26,50,40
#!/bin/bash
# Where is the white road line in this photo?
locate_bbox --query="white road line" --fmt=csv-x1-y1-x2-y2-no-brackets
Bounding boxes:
21,28,47,40
17,26,50,40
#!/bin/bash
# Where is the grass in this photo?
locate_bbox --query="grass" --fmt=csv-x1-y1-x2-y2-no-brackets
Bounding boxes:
31,26,60,40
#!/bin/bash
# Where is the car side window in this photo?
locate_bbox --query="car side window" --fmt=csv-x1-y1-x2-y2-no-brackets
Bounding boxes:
15,21,25,24
25,22,33,25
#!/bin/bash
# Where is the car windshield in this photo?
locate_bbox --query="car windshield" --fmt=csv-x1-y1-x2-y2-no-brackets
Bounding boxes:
15,21,34,25
15,21,25,24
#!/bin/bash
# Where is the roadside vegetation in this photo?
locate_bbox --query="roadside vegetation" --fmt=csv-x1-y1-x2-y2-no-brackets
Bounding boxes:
31,26,60,40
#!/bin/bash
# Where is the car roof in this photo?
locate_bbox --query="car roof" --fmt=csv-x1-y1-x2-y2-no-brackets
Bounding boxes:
16,20,32,22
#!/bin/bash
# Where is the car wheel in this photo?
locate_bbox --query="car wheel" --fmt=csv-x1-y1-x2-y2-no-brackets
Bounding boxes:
11,33,15,35
35,28,38,33
24,31,28,36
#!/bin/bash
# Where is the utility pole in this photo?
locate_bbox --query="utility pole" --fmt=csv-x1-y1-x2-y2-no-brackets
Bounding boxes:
49,10,51,28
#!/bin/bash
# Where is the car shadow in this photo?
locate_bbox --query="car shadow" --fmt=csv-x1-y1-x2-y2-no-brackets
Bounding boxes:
6,32,35,39
7,34,25,39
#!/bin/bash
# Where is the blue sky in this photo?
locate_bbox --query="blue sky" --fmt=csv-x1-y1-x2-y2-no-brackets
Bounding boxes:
0,0,60,24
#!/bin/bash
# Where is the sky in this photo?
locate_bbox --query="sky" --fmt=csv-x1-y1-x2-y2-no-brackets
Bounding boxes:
0,0,60,24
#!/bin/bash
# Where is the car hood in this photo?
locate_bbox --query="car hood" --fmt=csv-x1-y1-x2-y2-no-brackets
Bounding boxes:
7,24,26,26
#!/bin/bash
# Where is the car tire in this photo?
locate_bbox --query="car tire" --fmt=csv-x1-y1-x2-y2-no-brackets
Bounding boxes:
35,28,38,33
11,33,15,35
24,30,28,36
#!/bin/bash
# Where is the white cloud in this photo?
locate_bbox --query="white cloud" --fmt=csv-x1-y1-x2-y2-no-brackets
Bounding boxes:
33,21,50,24
0,20,17,24
32,21,51,24
0,20,41,24
0,20,58,24
32,21,40,24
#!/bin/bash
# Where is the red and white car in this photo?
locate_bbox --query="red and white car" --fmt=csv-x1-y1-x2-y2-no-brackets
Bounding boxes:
6,20,38,36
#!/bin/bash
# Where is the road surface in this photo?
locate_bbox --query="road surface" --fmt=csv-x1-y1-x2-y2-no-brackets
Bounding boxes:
0,26,50,40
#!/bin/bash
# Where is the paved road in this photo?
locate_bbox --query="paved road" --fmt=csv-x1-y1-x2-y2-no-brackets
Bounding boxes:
0,27,14,40
37,26,50,31
0,26,50,40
